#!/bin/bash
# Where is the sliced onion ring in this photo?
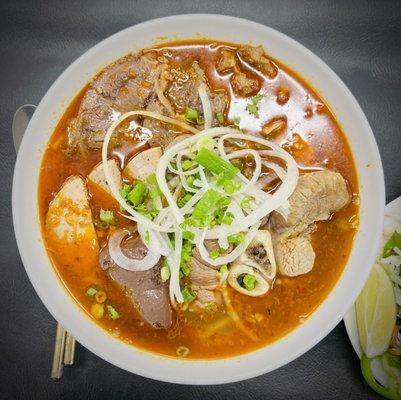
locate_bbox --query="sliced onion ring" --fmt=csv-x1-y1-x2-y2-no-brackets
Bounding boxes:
108,229,160,271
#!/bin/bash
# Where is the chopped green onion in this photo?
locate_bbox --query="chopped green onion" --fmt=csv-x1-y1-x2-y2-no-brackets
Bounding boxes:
99,209,116,225
86,287,98,297
240,196,253,209
161,261,170,282
193,189,225,219
181,286,197,303
216,112,224,124
221,179,241,194
186,175,195,187
182,230,195,241
185,107,200,123
228,233,245,245
205,302,218,313
383,230,401,258
242,274,256,291
106,305,120,320
182,159,195,171
144,230,150,245
222,211,234,225
233,117,241,128
196,136,216,151
146,173,161,199
195,147,239,179
119,184,133,200
177,192,193,208
210,248,220,259
127,182,147,206
180,240,194,277
219,265,228,275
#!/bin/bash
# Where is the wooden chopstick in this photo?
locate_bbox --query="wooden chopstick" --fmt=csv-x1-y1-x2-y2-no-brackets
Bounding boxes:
50,323,66,380
63,331,76,366
50,324,76,379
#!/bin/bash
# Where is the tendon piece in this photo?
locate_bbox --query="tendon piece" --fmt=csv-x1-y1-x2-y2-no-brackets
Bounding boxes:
231,71,259,96
45,175,99,276
99,236,172,329
88,159,122,194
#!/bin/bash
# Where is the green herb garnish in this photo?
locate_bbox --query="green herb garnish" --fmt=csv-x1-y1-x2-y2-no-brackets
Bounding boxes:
227,232,245,245
161,260,170,282
216,112,225,124
181,286,197,303
185,107,200,123
86,287,98,297
127,181,147,206
242,274,256,291
246,94,265,118
383,230,401,258
195,147,239,179
106,305,120,320
99,209,116,226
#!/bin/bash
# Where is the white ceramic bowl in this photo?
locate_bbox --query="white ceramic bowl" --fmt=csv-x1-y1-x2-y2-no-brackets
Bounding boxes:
12,14,385,384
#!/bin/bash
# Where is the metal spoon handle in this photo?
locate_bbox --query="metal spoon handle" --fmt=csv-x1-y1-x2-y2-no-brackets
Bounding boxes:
12,103,76,378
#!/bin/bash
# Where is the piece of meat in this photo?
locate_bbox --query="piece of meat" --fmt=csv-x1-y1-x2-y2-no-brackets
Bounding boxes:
231,71,259,96
67,53,165,151
274,235,315,277
99,236,172,329
270,170,350,277
217,49,236,72
238,45,278,79
164,61,228,125
192,240,233,270
189,257,220,290
270,170,350,236
194,288,217,308
143,97,177,149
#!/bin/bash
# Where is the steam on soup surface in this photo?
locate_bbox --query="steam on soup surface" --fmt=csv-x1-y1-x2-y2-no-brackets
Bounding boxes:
39,40,359,359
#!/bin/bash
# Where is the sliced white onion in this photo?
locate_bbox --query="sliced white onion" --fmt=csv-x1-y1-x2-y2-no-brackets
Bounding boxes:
137,223,170,256
102,111,198,232
108,229,160,271
198,83,212,129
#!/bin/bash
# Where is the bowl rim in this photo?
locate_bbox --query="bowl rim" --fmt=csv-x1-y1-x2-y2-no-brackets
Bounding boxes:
12,13,385,384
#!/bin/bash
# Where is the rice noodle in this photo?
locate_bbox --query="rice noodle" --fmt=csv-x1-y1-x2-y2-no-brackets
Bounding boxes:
198,83,212,129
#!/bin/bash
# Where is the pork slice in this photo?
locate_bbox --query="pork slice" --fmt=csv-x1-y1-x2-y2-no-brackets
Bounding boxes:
99,236,172,329
189,257,220,290
192,240,233,270
270,170,350,277
270,170,350,236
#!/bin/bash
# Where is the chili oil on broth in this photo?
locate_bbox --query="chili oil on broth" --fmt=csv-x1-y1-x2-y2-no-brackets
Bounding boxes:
38,39,359,359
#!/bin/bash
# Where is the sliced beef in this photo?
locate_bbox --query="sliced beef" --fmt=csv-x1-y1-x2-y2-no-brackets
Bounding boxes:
238,45,278,79
99,236,172,329
270,170,350,277
164,61,228,125
67,53,166,151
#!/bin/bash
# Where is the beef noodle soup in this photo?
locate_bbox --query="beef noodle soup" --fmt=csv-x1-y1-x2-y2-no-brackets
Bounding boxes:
39,40,359,359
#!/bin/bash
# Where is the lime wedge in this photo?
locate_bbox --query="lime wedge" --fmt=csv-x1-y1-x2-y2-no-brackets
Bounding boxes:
356,263,396,357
